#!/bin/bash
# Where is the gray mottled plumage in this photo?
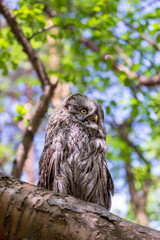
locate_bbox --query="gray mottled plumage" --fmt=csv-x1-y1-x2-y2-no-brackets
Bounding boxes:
38,93,114,210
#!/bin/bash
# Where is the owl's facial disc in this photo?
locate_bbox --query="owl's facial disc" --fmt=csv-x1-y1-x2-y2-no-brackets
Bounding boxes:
64,93,106,136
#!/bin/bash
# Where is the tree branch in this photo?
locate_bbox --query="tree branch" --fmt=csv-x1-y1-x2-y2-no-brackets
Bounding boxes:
0,0,53,89
139,73,160,87
118,119,152,226
125,162,138,203
11,84,57,178
43,3,57,17
80,37,160,87
0,172,160,240
125,162,150,226
0,0,58,178
117,14,160,51
118,122,150,167
114,44,133,66
41,3,160,87
28,24,57,40
110,117,152,226
80,36,100,52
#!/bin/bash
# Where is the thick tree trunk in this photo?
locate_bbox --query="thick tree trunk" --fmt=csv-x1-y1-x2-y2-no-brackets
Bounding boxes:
0,173,159,240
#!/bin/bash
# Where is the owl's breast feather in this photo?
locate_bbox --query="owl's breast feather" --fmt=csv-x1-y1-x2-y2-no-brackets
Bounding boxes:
67,125,107,160
94,138,108,153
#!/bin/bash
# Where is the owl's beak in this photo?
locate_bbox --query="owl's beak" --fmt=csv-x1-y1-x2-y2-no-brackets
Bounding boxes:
86,114,98,123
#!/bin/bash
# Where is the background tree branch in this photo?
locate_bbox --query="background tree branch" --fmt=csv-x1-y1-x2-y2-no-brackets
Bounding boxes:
41,3,160,88
81,37,160,87
117,14,160,51
0,172,160,240
0,0,58,179
11,85,56,178
125,162,150,226
117,120,152,226
0,0,52,88
118,122,150,166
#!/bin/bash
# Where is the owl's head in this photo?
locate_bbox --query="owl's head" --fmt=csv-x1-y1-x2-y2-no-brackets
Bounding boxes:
63,93,106,138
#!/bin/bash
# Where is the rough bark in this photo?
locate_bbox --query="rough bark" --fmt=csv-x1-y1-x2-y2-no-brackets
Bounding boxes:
0,172,160,240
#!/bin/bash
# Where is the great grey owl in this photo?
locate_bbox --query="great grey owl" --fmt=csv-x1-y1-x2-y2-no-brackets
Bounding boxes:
38,93,114,210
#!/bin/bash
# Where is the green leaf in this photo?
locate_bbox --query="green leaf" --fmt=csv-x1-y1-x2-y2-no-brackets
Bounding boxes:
106,58,113,69
152,23,160,30
0,39,9,49
14,115,23,121
16,104,27,115
0,62,8,76
119,72,127,82
156,34,160,43
24,118,29,126
131,64,140,72
11,59,18,70
131,107,139,116
130,98,138,105
106,106,110,114
97,99,104,104
111,100,116,106
92,5,101,12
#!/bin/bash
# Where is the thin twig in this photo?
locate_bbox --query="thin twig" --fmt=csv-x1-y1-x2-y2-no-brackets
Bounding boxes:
114,44,132,66
118,122,151,167
28,24,57,40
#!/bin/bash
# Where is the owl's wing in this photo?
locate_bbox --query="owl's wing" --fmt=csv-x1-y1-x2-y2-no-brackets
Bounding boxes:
104,161,114,196
37,144,55,190
38,140,68,193
103,161,114,210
